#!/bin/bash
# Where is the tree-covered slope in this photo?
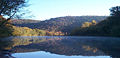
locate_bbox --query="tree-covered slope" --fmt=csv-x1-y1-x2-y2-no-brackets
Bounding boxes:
71,16,120,37
13,16,107,33
11,19,40,24
0,16,65,37
71,6,120,37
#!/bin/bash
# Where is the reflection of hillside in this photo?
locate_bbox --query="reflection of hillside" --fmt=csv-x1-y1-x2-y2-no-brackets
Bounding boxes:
0,37,13,50
0,37,14,58
10,36,120,58
81,37,120,58
11,36,63,47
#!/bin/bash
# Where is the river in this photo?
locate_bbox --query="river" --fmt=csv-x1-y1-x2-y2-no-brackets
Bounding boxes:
0,36,120,58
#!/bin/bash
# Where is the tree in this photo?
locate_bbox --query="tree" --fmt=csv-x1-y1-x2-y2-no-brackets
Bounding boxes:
0,0,28,26
110,6,120,16
91,20,97,25
81,22,92,28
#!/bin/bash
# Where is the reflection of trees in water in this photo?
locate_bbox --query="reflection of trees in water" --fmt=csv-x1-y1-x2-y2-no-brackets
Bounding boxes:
1,36,120,58
11,36,64,53
11,36,63,47
11,36,120,58
0,37,13,50
70,37,120,58
85,37,120,58
0,37,14,58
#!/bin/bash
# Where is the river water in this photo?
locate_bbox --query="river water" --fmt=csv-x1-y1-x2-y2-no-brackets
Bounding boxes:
1,36,120,58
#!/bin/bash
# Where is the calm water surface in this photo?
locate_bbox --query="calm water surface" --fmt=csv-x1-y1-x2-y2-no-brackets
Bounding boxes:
1,36,120,58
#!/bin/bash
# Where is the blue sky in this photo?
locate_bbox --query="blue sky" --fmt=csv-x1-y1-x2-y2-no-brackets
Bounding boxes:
27,0,120,20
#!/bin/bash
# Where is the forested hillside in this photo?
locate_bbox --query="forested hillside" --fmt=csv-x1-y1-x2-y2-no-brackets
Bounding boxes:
13,16,107,34
71,6,120,37
11,19,40,24
0,16,64,37
71,16,120,37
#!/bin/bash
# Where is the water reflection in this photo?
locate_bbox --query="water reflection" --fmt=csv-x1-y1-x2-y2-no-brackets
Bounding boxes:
0,37,14,58
12,51,110,58
1,36,120,58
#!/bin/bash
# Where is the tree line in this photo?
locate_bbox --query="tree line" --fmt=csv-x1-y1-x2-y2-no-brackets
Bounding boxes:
71,6,120,37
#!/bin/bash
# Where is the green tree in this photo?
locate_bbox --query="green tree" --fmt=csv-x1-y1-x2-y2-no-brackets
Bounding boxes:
110,6,120,16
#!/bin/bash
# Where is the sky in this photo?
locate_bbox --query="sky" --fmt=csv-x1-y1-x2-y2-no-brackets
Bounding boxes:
27,0,120,20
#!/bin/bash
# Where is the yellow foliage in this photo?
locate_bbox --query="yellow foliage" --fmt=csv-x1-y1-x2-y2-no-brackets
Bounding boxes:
81,22,92,28
81,20,97,28
12,26,47,36
0,15,65,36
92,20,97,25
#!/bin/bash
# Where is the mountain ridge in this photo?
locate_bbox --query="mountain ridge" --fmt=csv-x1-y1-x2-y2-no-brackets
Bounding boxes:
12,16,107,33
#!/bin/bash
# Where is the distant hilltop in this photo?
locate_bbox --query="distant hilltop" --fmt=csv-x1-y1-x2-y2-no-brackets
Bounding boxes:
12,16,107,33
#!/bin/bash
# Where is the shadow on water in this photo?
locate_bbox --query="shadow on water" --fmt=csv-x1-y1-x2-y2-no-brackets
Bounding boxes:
0,37,14,58
1,36,120,58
